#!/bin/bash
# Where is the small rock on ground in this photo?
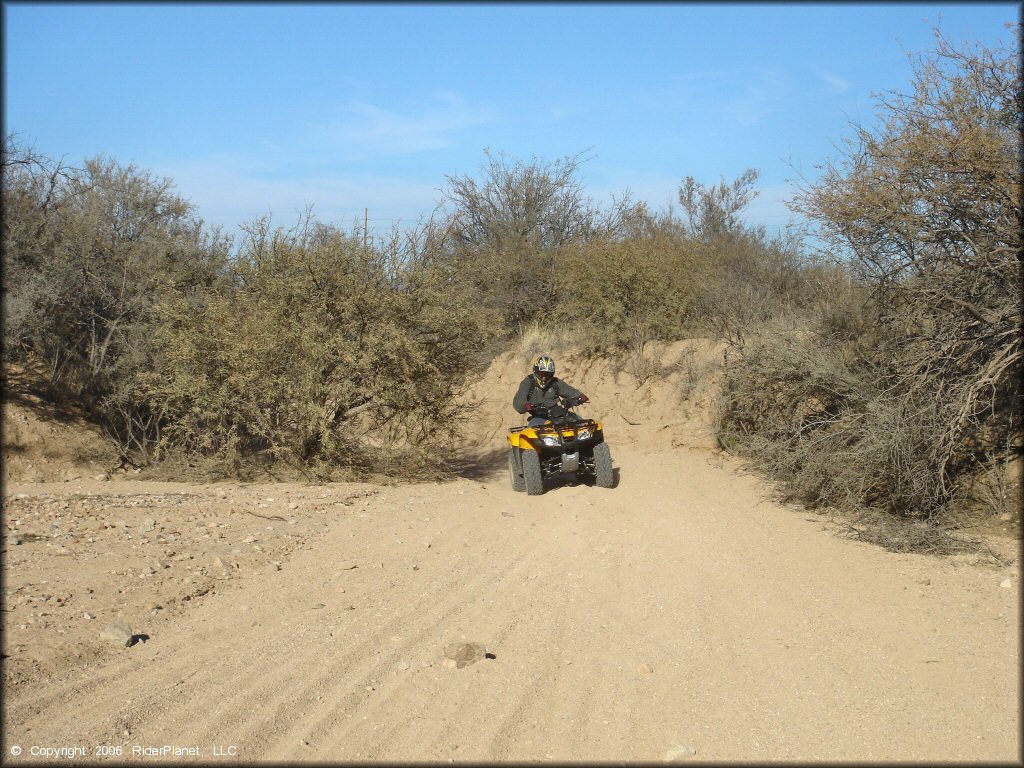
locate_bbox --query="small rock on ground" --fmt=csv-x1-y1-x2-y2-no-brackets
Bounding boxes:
443,642,487,668
99,621,134,647
663,744,697,761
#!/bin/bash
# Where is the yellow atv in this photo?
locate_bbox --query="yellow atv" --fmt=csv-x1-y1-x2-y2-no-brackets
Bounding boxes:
507,403,614,495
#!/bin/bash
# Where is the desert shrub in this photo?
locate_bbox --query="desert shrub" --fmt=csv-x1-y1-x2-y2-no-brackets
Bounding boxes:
436,149,644,336
717,318,972,521
2,138,231,460
141,215,493,477
689,231,798,347
437,156,812,357
716,316,869,453
672,344,723,403
553,231,708,354
717,28,1022,538
515,318,577,363
789,28,1022,503
718,322,1016,557
674,169,828,347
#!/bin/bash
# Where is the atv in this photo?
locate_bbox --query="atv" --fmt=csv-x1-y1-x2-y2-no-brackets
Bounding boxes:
507,402,614,495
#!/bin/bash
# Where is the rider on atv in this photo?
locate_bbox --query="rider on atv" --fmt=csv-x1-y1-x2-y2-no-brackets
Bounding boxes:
513,355,589,427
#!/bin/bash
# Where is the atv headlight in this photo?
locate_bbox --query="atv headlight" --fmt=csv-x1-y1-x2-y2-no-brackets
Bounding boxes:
541,435,560,447
577,428,592,441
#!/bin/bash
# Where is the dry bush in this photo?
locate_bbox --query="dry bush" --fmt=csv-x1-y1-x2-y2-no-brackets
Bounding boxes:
622,349,662,385
679,168,761,242
792,392,960,519
442,149,613,253
716,317,950,517
789,27,1022,502
961,449,1022,521
832,507,1006,560
2,137,231,461
715,315,867,444
673,344,725,403
437,149,642,336
553,232,708,355
141,214,493,478
515,319,577,363
717,312,1017,548
714,28,1022,548
675,170,822,348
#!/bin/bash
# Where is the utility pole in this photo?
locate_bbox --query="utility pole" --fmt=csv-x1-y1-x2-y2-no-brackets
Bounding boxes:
364,208,368,250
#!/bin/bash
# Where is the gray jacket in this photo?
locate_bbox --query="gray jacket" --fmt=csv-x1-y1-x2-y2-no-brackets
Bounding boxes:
513,374,583,414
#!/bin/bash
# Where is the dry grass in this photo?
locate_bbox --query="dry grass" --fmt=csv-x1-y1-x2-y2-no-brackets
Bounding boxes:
515,320,579,367
672,344,725,403
829,507,1011,564
961,454,1022,521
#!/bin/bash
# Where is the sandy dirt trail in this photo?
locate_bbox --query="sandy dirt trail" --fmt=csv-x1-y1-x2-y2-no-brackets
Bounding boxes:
3,440,1019,763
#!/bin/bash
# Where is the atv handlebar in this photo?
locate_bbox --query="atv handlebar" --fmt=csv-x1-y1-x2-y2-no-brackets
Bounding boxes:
528,401,581,422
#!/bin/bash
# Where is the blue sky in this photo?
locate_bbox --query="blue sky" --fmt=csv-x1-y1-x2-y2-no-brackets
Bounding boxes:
4,2,1019,244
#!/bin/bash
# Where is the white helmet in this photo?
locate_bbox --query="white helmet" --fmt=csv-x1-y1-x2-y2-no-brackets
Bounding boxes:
533,355,555,386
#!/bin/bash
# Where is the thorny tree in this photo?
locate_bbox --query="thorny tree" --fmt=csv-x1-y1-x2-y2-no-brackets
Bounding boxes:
2,137,231,461
439,149,638,335
790,27,1022,508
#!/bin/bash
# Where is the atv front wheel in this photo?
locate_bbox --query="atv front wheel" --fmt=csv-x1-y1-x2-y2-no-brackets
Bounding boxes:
522,449,544,496
508,448,525,493
593,443,614,488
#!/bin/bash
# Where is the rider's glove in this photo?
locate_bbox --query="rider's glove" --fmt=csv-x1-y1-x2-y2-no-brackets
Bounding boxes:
524,402,535,412
576,393,589,404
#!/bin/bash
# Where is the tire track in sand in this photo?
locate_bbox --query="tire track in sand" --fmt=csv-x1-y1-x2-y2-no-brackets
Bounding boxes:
258,500,574,759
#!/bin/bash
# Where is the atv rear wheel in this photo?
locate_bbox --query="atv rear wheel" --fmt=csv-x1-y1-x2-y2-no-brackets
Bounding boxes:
508,448,525,492
522,449,544,496
593,443,614,488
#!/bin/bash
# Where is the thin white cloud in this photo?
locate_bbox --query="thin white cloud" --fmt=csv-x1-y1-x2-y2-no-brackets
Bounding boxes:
311,92,496,157
819,71,851,95
636,66,789,130
723,69,788,128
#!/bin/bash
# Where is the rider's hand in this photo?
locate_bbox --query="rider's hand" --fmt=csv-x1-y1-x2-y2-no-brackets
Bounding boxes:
524,402,535,412
576,393,589,405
